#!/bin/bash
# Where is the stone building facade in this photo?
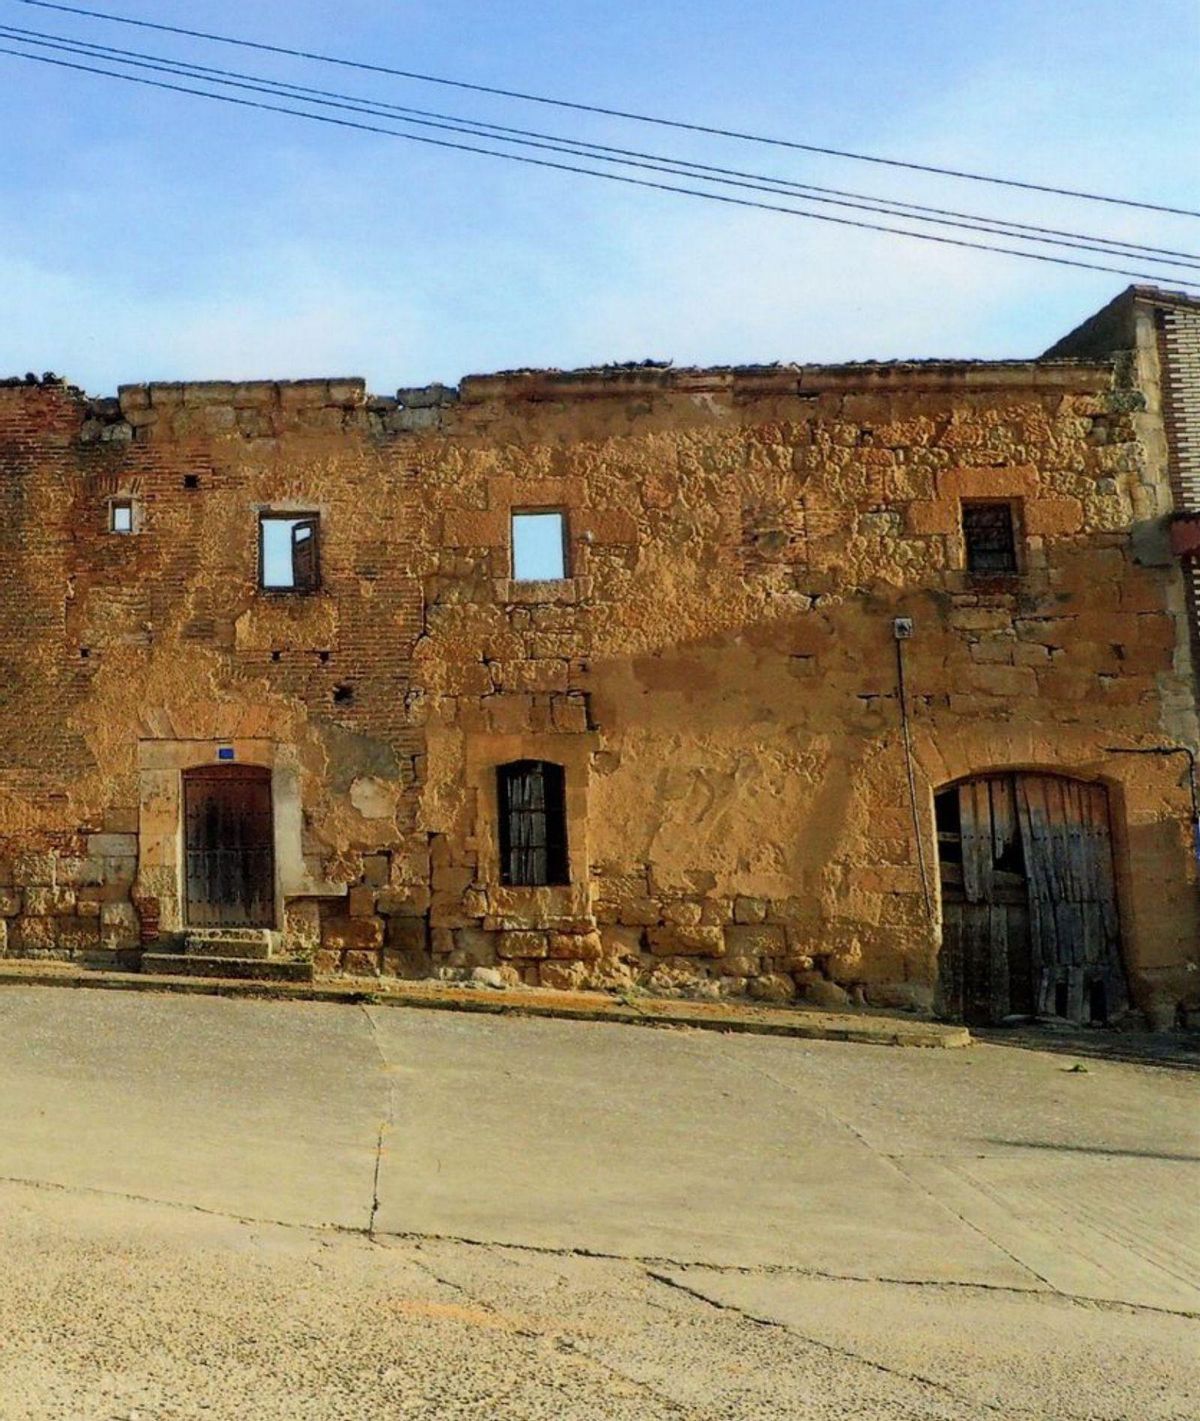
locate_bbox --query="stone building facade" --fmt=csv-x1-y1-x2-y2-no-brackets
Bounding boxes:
2,285,1198,1026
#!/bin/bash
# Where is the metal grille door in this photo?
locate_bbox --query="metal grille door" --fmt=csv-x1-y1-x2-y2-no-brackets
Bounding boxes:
183,765,276,927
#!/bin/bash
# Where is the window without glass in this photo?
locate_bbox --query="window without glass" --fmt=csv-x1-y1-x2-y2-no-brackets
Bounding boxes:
110,499,134,534
497,760,568,886
962,501,1018,574
259,513,320,592
512,510,567,581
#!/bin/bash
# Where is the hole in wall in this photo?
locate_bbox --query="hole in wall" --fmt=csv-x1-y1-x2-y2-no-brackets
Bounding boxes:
183,474,200,490
333,684,354,704
79,647,90,659
270,650,282,662
318,650,331,663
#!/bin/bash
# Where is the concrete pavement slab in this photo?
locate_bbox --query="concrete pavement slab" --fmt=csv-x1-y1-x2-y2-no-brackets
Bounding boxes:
0,987,384,1229
368,1008,1033,1282
650,1267,1200,1421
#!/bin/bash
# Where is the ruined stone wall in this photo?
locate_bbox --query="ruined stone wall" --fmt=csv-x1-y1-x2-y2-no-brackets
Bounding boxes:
0,354,1196,1020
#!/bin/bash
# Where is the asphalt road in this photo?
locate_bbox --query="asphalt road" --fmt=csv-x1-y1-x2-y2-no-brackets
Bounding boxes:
0,986,1195,1419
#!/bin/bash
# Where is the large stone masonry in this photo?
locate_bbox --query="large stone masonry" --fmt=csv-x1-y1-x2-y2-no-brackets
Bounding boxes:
1,288,1199,1024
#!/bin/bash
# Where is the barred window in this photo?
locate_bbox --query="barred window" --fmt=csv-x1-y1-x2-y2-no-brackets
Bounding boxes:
498,760,568,886
962,501,1018,574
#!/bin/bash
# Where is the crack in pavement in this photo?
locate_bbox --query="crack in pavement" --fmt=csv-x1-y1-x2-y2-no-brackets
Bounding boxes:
2,1173,1195,1322
402,1241,693,1414
359,1004,395,1239
644,1267,1037,1418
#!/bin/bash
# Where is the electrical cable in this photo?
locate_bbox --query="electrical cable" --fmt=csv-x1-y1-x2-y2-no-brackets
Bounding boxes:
2,44,1198,288
5,21,1197,270
9,0,1199,220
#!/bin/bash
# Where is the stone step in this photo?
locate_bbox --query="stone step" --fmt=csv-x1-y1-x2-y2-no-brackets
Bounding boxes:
182,931,273,960
141,954,313,983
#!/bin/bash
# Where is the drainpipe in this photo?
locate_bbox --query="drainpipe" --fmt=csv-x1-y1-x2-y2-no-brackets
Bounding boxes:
894,617,936,922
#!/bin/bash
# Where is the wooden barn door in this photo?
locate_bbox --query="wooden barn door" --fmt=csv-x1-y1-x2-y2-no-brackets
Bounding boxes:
936,774,1125,1025
183,765,276,928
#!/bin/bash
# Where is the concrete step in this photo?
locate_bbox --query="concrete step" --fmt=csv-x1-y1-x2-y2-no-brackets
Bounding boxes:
140,954,313,983
182,931,273,960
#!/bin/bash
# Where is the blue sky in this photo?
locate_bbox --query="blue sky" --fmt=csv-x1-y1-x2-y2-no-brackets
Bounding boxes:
0,1,1197,394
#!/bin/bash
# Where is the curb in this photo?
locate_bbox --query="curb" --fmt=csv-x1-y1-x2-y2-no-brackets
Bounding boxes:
0,964,972,1048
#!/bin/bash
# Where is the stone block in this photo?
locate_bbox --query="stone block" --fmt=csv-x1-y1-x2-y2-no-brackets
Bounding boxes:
103,806,140,834
598,925,643,961
100,901,140,950
322,917,384,951
0,891,22,917
724,924,786,956
539,960,589,991
646,926,725,957
13,854,55,887
496,930,548,959
24,886,77,916
733,896,769,924
389,918,429,953
376,886,430,916
347,884,376,918
800,977,851,1010
748,973,796,1003
86,833,138,858
967,664,1038,697
548,930,603,961
615,898,661,927
55,917,102,953
662,900,703,927
718,953,761,978
343,950,381,977
12,917,57,953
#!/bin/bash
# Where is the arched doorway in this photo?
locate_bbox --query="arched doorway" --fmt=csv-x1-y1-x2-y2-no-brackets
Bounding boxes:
935,773,1127,1026
183,764,276,928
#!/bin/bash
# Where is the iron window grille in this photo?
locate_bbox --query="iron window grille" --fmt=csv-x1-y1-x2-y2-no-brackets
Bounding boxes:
961,501,1018,574
497,760,569,886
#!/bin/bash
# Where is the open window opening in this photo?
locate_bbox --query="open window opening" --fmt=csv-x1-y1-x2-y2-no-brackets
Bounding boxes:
260,512,320,592
498,759,568,886
512,510,567,581
109,499,134,534
961,501,1018,574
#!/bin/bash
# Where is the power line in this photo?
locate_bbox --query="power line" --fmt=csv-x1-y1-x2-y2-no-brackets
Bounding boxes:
4,41,1196,290
9,0,1200,221
5,20,1197,270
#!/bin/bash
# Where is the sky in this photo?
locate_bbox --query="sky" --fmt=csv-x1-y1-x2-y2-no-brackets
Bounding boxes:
0,0,1197,395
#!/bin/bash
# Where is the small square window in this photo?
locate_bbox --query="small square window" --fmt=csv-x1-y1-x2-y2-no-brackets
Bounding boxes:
110,500,134,534
962,501,1018,574
260,512,321,592
512,510,567,581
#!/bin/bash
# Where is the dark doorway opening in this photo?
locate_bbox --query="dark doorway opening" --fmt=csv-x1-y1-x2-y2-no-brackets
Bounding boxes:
183,764,275,928
935,773,1127,1026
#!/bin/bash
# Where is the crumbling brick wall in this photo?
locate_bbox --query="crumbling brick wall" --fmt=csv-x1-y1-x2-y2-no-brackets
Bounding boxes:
1,335,1197,1022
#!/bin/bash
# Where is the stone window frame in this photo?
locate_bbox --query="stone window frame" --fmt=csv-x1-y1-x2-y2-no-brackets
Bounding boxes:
510,506,571,583
957,497,1025,578
465,731,595,896
107,495,140,534
497,759,570,887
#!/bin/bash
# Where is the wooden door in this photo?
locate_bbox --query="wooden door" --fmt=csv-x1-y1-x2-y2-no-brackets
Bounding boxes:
183,765,275,928
936,774,1125,1025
